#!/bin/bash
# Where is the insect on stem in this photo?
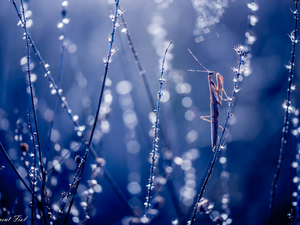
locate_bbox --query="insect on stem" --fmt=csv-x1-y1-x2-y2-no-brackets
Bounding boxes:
188,49,227,151
187,46,245,225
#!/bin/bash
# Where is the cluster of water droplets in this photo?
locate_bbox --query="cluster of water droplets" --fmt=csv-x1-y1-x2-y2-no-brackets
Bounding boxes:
14,1,85,138
16,2,40,111
270,1,299,218
139,1,175,218
78,158,105,224
57,1,70,32
242,1,259,77
191,0,228,43
72,6,123,223
145,77,165,210
172,149,199,208
116,79,144,215
12,1,114,223
147,2,173,78
218,145,233,225
62,36,113,144
50,153,89,224
118,12,173,222
147,1,200,192
289,108,300,224
170,69,202,144
13,118,40,218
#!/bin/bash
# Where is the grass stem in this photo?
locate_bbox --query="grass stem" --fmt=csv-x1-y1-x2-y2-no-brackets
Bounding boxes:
269,1,299,224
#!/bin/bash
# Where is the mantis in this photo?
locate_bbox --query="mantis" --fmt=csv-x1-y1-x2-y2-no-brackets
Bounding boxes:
188,49,229,152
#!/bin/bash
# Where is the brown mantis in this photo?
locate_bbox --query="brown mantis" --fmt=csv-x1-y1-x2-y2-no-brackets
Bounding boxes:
188,49,230,152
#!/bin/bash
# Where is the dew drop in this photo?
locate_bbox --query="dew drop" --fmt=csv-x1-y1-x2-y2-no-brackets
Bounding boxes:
62,18,70,24
57,23,64,28
73,115,79,122
62,1,69,7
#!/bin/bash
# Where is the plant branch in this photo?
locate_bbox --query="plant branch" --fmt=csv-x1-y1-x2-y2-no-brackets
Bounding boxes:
63,1,122,223
0,142,47,224
44,1,68,214
269,1,299,224
145,42,172,213
120,14,156,111
11,0,133,216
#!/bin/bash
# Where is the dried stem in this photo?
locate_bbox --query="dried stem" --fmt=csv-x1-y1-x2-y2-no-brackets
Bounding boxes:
27,112,37,225
120,15,183,220
121,13,156,111
12,0,47,213
45,0,68,192
145,42,172,212
295,116,300,224
11,0,82,134
269,1,299,224
19,1,45,223
51,159,84,225
44,2,68,216
62,1,122,222
20,0,44,191
0,142,47,224
11,0,133,216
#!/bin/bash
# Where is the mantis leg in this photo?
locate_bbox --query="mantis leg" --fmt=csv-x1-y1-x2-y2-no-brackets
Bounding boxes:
200,116,224,130
221,88,231,101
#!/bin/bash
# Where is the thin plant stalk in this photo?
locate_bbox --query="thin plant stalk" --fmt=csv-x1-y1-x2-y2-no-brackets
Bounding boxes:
17,118,32,182
51,159,84,224
63,161,136,225
44,2,67,215
63,1,121,222
11,0,81,133
27,112,37,225
45,0,67,183
145,41,172,212
121,14,156,111
20,1,45,223
20,0,44,184
11,0,133,216
269,1,299,224
119,16,183,220
295,117,300,224
188,46,245,225
63,180,80,225
0,143,47,224
51,157,89,224
116,28,152,148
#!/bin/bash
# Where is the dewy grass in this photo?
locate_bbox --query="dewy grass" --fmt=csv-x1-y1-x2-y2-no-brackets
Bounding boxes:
2,0,300,224
45,0,68,196
269,1,299,224
0,143,47,224
144,42,172,218
10,0,133,220
8,0,135,223
120,12,182,220
120,13,156,111
62,0,121,222
26,111,38,225
19,0,46,223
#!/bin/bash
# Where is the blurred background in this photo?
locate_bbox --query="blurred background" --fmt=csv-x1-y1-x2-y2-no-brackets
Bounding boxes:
0,0,299,224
